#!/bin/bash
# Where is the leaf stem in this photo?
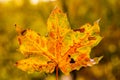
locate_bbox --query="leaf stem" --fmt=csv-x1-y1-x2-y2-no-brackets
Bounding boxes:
56,64,58,80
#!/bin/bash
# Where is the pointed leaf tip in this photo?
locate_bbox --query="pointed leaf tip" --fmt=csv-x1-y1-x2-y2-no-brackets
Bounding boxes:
93,56,103,64
51,7,62,15
95,18,101,24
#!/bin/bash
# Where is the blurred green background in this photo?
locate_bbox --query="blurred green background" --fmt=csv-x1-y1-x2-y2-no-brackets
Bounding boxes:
0,0,120,80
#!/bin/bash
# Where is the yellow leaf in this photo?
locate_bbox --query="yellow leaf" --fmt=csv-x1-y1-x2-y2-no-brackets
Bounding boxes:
15,7,103,75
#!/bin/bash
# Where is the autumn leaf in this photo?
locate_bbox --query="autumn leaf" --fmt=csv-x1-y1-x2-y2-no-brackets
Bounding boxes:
15,7,103,76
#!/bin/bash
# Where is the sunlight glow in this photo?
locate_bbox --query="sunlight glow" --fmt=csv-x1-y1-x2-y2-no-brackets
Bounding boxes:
0,0,11,3
40,0,56,2
30,0,56,5
30,0,39,5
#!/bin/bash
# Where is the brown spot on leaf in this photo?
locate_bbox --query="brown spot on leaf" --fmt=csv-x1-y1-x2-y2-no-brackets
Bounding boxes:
74,28,85,33
79,28,85,33
37,33,41,36
47,61,53,64
68,55,71,57
39,66,42,69
84,58,90,62
21,29,27,36
14,24,17,27
18,38,21,45
15,62,19,66
58,9,61,13
70,58,75,63
88,36,96,41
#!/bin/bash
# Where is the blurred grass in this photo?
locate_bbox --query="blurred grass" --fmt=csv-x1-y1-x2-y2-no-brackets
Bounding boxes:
0,0,120,80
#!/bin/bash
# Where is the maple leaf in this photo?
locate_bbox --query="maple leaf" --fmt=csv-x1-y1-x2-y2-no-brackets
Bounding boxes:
15,7,103,78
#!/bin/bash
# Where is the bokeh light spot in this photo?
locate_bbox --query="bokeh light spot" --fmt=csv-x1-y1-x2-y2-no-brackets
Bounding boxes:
30,0,39,5
108,44,116,53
